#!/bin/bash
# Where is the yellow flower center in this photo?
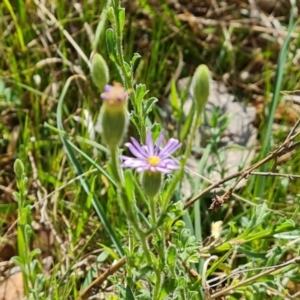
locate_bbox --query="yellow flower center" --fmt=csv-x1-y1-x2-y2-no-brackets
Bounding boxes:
147,156,160,166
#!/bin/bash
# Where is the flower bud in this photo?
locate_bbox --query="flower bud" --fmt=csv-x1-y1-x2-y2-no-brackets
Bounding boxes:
191,64,211,114
91,53,109,91
99,84,128,148
14,158,24,179
141,170,162,198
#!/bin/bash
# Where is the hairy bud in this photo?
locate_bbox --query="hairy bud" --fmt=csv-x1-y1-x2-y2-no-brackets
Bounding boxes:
14,159,24,179
141,171,162,198
91,53,109,91
99,84,128,148
191,64,211,114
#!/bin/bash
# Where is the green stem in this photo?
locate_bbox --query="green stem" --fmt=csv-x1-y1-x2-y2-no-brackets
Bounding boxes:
111,2,146,141
110,147,152,264
117,50,145,141
109,146,122,185
149,199,164,300
153,270,162,300
139,233,153,266
149,196,157,225
149,196,164,258
117,190,153,265
119,188,162,298
127,227,134,278
16,180,30,295
109,146,153,269
110,151,154,286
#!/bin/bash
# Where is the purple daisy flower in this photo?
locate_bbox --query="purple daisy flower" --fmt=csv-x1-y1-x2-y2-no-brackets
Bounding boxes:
121,131,182,174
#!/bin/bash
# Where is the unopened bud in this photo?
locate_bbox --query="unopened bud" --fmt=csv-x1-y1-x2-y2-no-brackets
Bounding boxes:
14,159,24,179
99,84,128,148
91,53,109,91
191,64,211,114
141,171,162,198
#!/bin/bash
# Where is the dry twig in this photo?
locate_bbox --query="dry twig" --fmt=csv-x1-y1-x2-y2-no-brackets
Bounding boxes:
183,119,300,210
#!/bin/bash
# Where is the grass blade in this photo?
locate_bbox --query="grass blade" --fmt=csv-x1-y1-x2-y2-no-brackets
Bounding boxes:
56,75,124,256
255,7,299,197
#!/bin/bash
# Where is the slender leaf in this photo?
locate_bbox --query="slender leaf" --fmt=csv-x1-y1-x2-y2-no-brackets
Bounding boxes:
56,76,124,256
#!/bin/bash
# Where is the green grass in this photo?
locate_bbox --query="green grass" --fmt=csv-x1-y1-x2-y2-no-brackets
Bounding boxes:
1,0,300,299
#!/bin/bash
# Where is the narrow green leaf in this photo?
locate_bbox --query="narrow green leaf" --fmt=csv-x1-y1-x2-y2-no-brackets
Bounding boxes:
238,247,267,260
130,53,141,68
93,0,111,51
98,243,120,260
255,275,275,283
124,61,131,77
29,248,42,260
118,8,125,33
0,203,18,213
56,76,124,256
66,139,116,187
167,245,177,270
11,256,23,266
81,251,110,290
256,13,299,196
76,175,95,239
170,80,180,119
3,0,25,51
160,278,177,299
180,101,195,141
251,203,269,228
135,84,147,109
144,97,158,115
124,170,134,204
106,28,117,62
106,7,116,29
125,285,135,300
273,220,295,234
206,248,234,277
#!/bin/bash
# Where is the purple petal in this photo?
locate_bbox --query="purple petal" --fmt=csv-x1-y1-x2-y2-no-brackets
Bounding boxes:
121,131,181,175
159,139,181,158
136,165,151,173
100,93,108,100
161,158,180,166
167,160,180,166
155,166,171,173
158,158,180,170
130,137,148,156
154,131,165,155
120,155,134,160
120,156,142,167
142,145,150,155
146,131,154,155
125,142,147,159
166,164,180,170
121,159,144,168
100,85,113,100
105,85,113,92
150,166,157,172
